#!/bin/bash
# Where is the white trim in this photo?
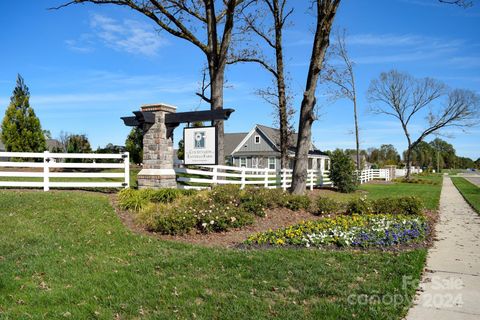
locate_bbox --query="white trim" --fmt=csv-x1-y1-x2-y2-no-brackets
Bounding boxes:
254,135,260,144
231,125,281,155
255,126,281,152
231,128,256,154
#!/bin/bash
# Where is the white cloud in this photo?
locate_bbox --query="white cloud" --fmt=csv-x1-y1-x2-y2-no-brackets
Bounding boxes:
66,14,167,56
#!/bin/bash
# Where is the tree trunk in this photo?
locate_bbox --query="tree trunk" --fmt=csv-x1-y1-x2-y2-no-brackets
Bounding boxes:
406,142,412,179
290,0,339,194
274,1,289,169
209,64,226,164
353,95,360,171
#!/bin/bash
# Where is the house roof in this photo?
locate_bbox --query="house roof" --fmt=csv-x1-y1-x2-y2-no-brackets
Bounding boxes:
225,124,328,156
224,132,248,156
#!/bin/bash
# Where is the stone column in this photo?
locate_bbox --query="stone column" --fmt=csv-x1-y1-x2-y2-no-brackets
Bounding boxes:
137,103,177,189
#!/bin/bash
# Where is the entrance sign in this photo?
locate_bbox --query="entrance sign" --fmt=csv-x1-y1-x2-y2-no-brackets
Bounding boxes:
184,126,217,165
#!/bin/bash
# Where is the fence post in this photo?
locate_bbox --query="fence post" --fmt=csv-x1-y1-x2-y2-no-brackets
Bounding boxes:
264,169,269,188
123,152,130,188
240,168,246,189
43,151,50,192
212,166,218,185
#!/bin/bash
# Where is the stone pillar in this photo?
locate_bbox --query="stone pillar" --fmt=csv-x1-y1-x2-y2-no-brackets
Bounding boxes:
137,103,177,189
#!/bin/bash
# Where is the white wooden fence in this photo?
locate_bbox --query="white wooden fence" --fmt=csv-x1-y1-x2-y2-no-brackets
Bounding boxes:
0,151,129,191
175,165,332,191
395,168,422,177
357,169,392,184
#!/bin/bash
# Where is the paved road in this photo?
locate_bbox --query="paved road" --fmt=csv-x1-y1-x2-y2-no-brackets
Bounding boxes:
406,177,480,320
456,172,480,187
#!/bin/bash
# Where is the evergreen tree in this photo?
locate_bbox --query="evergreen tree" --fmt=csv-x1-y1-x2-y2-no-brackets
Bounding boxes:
1,74,46,152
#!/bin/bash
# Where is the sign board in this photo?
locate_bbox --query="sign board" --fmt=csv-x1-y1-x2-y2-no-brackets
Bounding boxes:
183,126,217,165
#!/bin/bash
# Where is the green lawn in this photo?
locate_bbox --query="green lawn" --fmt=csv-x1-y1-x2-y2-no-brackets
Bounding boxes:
360,174,443,210
451,177,480,214
320,174,443,210
0,190,426,319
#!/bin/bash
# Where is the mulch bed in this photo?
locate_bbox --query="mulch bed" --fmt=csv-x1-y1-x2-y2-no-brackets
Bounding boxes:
110,193,439,250
110,193,324,248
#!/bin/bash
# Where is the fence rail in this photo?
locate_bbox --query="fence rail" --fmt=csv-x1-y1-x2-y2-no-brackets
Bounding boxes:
175,165,332,190
0,151,130,191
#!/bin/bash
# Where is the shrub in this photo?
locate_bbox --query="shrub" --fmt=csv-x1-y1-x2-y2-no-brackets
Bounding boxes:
240,189,268,217
252,188,289,209
118,188,196,211
196,206,254,233
328,149,358,193
138,203,197,235
345,197,373,215
136,193,254,235
372,196,423,216
283,194,311,211
118,188,152,211
209,185,242,206
313,197,341,216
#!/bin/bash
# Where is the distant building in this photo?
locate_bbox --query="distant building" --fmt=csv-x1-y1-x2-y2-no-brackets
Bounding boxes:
224,124,330,171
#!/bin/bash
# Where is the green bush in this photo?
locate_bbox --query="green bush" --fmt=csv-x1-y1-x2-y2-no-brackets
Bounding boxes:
196,206,254,233
118,188,196,211
328,149,358,193
256,188,289,208
139,203,197,235
136,193,255,235
314,197,341,216
209,185,242,206
373,196,423,216
345,197,373,215
283,194,311,211
118,188,153,211
240,189,268,217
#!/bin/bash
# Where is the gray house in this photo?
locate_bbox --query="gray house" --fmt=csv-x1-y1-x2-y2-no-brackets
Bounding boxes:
225,124,330,171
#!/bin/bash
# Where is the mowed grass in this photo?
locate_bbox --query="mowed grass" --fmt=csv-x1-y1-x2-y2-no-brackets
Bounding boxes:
359,174,443,210
319,174,443,210
0,191,426,319
451,177,480,214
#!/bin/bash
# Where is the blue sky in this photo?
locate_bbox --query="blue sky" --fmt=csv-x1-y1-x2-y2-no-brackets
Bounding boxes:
0,0,479,159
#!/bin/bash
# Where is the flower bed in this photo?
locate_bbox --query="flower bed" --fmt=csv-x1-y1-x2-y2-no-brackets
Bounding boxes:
245,214,428,248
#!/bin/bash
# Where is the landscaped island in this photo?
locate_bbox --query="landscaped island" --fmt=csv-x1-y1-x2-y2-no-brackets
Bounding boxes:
0,173,442,319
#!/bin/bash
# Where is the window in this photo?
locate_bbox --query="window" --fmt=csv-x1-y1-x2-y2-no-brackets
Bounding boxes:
252,157,258,168
268,157,276,170
254,135,260,144
240,157,247,168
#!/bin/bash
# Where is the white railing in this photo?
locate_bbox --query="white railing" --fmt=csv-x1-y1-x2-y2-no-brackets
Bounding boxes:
0,151,130,191
175,165,332,190
358,169,391,184
395,168,423,177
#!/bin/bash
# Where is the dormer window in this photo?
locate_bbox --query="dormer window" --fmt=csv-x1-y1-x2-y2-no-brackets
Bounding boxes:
254,135,260,144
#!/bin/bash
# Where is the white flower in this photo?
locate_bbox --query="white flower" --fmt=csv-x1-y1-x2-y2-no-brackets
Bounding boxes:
210,220,215,225
202,222,207,228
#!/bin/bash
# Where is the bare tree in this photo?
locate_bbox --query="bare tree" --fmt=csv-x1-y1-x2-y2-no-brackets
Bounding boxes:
439,0,473,8
228,0,294,169
322,29,360,171
290,0,340,195
52,0,251,164
367,70,480,179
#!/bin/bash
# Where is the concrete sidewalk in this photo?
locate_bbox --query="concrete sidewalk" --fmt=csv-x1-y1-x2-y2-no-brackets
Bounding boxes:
406,177,480,320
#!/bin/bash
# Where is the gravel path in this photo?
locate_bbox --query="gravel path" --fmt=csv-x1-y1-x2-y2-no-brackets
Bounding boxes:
406,176,480,319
